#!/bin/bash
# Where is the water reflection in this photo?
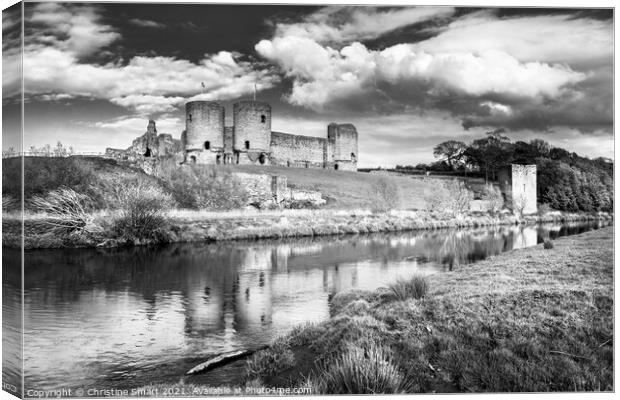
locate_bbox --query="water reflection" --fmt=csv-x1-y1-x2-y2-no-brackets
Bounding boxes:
2,221,608,391
2,248,22,396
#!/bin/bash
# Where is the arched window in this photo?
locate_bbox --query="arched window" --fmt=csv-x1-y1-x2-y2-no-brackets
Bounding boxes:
245,140,250,150
190,155,196,164
144,147,151,157
189,114,192,122
260,115,266,123
259,153,266,164
334,164,339,170
204,141,210,150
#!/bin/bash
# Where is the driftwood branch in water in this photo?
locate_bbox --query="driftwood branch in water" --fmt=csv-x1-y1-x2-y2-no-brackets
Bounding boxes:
186,345,268,375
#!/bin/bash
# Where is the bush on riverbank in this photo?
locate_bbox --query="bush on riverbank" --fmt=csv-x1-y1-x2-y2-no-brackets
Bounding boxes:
241,228,613,393
29,187,94,234
154,160,249,210
112,184,174,243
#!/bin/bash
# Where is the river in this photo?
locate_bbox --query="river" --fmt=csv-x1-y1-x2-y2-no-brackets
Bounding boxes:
2,221,609,393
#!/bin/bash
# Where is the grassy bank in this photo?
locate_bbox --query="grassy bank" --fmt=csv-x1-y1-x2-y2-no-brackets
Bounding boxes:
2,208,612,249
236,226,613,393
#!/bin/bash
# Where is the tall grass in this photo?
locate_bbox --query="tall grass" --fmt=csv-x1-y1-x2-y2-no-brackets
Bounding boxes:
28,187,94,233
112,184,174,242
312,343,405,394
246,339,295,378
388,275,429,301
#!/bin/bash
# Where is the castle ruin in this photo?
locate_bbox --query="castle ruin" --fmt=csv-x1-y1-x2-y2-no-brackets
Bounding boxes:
181,100,358,170
498,164,537,215
105,119,182,161
107,100,359,171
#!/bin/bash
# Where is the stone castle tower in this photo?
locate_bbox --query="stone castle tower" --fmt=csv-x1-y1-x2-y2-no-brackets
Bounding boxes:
498,164,537,215
181,100,358,171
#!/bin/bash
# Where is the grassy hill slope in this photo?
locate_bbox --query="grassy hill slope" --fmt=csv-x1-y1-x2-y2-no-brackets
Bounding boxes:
228,165,486,210
3,156,484,211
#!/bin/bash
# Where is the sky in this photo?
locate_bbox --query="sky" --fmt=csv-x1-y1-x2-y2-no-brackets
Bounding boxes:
1,2,614,167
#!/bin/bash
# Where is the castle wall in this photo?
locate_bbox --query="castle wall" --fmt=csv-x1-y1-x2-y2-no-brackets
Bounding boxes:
233,101,271,152
233,172,288,205
185,101,225,152
269,131,327,168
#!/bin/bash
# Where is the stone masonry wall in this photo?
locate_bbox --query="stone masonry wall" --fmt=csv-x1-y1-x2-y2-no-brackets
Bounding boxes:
232,172,323,207
498,164,537,215
270,131,327,168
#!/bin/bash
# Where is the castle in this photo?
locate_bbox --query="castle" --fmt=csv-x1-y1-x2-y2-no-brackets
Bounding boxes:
106,100,359,171
182,100,358,170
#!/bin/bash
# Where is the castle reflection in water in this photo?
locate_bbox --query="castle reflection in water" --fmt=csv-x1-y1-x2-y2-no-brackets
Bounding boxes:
2,221,605,391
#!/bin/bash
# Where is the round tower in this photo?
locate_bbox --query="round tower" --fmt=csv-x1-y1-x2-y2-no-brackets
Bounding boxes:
185,101,225,152
233,101,271,152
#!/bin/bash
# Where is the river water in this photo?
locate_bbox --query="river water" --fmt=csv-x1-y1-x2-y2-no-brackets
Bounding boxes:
2,221,608,392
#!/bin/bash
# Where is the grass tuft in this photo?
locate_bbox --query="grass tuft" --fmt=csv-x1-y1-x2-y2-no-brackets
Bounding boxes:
543,239,554,249
312,343,405,394
246,338,296,378
388,275,429,301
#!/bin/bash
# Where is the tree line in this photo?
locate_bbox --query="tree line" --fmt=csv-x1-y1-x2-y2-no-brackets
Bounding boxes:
397,129,613,212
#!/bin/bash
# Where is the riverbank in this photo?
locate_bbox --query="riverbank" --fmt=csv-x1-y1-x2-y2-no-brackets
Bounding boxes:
1,208,612,249
2,208,613,249
232,226,613,393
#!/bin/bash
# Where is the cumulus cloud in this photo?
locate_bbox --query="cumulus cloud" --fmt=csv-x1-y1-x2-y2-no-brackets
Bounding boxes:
412,10,613,67
27,2,120,57
256,7,611,134
8,3,279,115
256,38,585,110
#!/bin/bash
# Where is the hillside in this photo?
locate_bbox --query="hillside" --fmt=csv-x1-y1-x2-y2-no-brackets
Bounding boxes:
2,156,486,211
228,164,473,210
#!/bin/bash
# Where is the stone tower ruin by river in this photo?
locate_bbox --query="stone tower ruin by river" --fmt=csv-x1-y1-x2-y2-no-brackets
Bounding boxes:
182,100,358,171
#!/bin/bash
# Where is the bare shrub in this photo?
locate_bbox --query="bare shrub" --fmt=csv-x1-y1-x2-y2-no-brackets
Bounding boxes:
423,180,451,213
543,239,554,249
155,160,248,210
95,176,175,210
512,192,529,217
447,179,474,215
481,184,504,212
388,275,429,301
314,343,405,394
424,179,474,216
112,184,174,242
29,187,94,233
371,177,401,212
